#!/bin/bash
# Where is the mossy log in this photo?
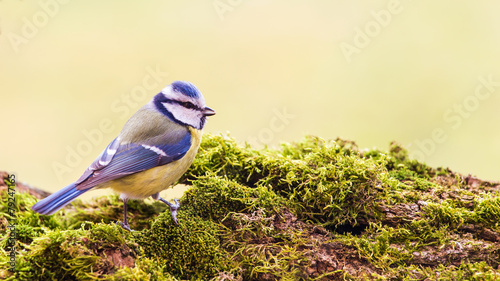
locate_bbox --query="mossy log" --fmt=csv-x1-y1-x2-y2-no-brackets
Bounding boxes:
1,134,500,280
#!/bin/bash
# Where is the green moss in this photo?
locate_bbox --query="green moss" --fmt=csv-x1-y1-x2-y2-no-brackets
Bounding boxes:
474,195,500,228
64,195,168,230
0,190,61,231
5,222,137,281
2,133,500,279
182,173,285,221
419,262,500,280
136,211,231,280
219,209,310,280
185,135,393,227
23,228,99,280
342,227,410,270
375,141,437,181
106,257,177,281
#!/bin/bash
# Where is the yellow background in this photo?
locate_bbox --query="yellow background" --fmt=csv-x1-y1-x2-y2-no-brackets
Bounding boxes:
1,1,499,201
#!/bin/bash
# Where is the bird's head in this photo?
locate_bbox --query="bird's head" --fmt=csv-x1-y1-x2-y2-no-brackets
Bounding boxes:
153,81,216,129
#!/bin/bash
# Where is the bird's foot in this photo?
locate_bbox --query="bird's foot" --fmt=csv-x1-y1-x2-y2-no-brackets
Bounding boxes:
159,198,180,225
117,221,133,232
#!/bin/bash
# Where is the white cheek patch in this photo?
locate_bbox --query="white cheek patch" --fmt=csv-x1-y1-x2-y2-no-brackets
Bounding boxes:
142,144,167,156
162,102,201,128
162,102,176,115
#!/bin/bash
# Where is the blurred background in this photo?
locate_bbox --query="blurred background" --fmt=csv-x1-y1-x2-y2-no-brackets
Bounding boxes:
1,1,499,201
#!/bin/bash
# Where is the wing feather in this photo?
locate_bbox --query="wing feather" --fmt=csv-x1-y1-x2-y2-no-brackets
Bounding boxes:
74,107,192,191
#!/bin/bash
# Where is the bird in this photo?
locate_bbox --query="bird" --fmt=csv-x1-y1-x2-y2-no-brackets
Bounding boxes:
32,81,216,231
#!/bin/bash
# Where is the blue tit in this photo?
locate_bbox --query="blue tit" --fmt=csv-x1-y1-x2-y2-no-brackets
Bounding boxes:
32,81,216,231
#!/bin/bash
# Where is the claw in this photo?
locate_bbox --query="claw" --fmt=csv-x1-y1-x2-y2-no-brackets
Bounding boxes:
159,198,181,225
119,221,133,232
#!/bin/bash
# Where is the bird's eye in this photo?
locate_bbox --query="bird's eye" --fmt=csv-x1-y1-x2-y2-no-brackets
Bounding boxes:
183,102,195,109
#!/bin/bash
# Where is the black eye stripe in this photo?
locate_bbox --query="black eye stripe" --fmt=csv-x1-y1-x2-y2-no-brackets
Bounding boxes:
164,98,202,111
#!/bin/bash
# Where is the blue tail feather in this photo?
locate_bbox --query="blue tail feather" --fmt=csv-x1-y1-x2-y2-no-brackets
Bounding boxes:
31,183,88,215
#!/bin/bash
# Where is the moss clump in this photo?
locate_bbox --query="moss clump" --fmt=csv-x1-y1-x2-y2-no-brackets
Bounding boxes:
474,195,500,228
25,228,98,280
182,173,285,222
10,223,135,280
64,195,168,230
220,209,311,280
2,133,500,280
137,210,230,280
186,135,394,227
108,257,176,281
0,190,60,241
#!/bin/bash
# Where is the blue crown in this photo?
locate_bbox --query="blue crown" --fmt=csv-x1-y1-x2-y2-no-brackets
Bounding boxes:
171,81,200,98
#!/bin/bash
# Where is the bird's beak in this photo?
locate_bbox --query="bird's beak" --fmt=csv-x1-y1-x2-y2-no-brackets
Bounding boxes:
203,107,216,116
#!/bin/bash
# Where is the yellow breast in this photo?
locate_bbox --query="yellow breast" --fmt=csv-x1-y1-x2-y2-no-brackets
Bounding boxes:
98,127,203,199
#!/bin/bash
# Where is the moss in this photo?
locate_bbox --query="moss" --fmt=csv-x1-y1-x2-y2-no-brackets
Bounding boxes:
136,211,231,280
3,222,137,281
22,228,99,280
371,141,437,181
185,135,392,227
419,262,500,280
219,209,310,280
64,195,168,230
0,190,60,231
474,195,500,228
181,173,285,222
2,133,500,279
106,257,177,281
423,201,472,229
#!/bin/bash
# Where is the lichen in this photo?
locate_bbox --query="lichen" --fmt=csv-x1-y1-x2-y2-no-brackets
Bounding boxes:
1,133,500,280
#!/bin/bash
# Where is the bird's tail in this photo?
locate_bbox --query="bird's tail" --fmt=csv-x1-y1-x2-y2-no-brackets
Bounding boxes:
31,183,88,215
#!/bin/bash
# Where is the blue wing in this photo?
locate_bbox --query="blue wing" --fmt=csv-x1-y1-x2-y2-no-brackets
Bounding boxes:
32,120,192,215
74,131,191,190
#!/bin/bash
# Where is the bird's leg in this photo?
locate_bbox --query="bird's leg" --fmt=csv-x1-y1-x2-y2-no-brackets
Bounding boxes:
120,198,133,231
159,197,180,225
